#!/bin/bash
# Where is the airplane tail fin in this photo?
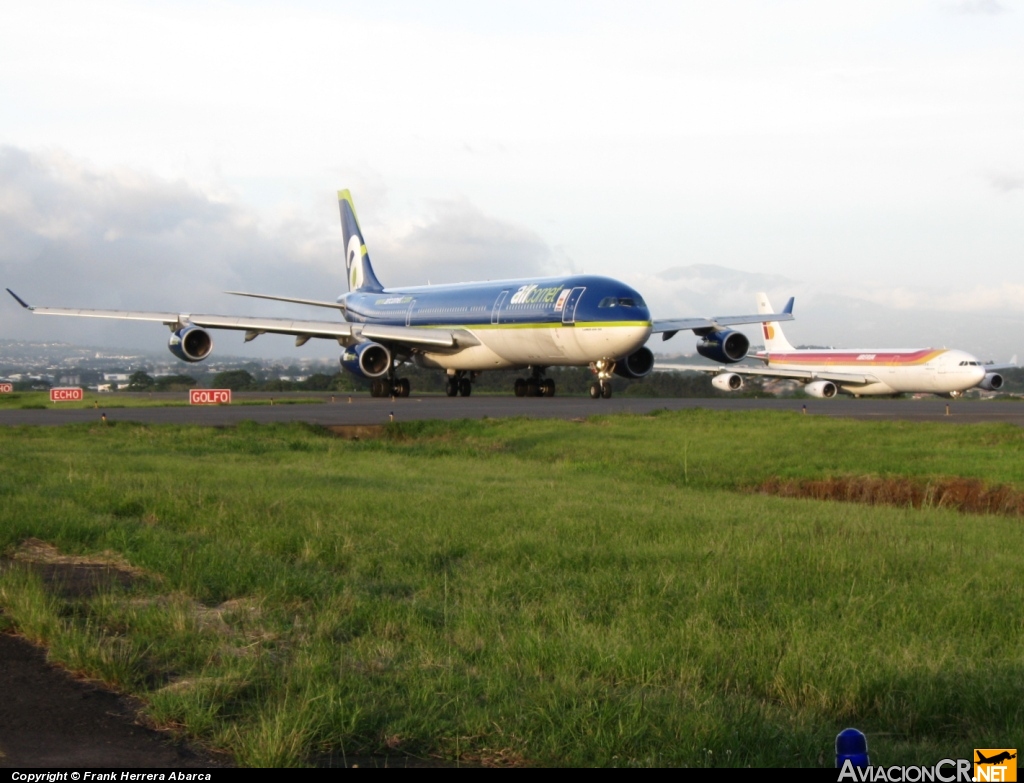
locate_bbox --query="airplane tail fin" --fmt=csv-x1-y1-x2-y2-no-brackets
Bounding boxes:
756,292,796,353
338,190,385,293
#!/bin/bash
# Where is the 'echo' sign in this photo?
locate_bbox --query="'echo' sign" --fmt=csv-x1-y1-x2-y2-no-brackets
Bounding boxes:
50,387,84,402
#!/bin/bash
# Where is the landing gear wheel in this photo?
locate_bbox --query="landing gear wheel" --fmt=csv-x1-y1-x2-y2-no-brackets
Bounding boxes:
589,382,601,399
372,379,387,397
514,378,526,397
541,379,555,397
445,378,458,397
600,382,613,399
526,379,540,397
396,378,410,398
459,377,472,397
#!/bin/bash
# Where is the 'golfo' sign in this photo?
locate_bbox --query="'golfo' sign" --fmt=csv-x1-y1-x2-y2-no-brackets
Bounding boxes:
50,387,84,402
190,389,232,405
0,383,12,393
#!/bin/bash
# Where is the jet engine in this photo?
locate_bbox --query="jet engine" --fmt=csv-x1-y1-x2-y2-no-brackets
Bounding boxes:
168,325,213,362
341,341,392,379
804,380,838,398
614,347,655,379
711,373,743,391
978,372,1004,391
696,329,749,364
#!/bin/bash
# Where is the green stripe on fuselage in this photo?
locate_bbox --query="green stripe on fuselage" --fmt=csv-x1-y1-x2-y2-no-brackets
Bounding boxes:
359,321,653,331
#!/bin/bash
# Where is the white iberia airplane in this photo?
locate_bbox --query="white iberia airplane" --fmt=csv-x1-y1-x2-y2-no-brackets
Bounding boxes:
658,293,1014,398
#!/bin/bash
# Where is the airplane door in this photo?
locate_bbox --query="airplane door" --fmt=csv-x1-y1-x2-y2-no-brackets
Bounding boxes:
406,299,416,327
561,287,586,324
491,290,509,324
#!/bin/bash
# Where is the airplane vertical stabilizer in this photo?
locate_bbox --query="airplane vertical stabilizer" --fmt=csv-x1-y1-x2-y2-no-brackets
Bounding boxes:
338,190,385,293
756,292,796,353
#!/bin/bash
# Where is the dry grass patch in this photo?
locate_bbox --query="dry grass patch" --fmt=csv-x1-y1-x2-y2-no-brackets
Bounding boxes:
756,476,1024,516
9,538,146,575
3,538,151,598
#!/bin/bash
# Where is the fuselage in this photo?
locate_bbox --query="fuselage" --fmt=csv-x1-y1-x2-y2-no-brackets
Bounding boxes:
338,275,653,371
756,347,987,395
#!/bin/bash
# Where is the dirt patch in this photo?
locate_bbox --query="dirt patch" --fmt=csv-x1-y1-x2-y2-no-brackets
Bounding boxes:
6,538,149,599
326,424,386,440
756,476,1024,516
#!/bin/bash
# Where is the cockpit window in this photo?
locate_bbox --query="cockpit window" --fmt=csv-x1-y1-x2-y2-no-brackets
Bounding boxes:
599,296,646,308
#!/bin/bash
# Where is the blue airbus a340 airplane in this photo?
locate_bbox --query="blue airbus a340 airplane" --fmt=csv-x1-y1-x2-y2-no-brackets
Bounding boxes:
8,190,793,399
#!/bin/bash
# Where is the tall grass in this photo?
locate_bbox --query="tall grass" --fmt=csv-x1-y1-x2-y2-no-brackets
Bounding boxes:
0,412,1022,766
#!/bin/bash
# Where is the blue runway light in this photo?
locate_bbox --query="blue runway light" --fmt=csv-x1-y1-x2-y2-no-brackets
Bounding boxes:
836,728,869,768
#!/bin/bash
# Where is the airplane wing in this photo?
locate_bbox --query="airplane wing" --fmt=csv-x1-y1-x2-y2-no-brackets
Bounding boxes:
981,356,1018,372
652,307,794,341
6,290,479,349
654,363,877,385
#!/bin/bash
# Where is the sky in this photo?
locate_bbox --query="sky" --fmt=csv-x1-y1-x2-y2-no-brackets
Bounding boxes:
1,0,1023,361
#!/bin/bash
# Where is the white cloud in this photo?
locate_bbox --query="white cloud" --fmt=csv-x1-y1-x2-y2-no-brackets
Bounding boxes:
945,0,1008,14
2,2,1024,361
372,198,555,286
0,146,557,354
989,172,1024,192
642,265,1024,360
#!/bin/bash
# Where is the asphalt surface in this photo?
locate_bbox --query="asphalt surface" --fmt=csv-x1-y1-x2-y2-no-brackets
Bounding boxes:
2,394,1023,427
0,632,227,768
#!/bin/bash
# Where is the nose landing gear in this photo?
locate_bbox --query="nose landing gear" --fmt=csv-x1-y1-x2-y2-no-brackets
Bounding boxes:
588,359,616,400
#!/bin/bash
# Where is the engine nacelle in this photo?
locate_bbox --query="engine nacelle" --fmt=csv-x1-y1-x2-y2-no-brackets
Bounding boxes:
711,373,743,392
168,326,213,363
978,372,1004,391
804,380,838,398
341,341,392,379
614,347,655,379
696,329,749,364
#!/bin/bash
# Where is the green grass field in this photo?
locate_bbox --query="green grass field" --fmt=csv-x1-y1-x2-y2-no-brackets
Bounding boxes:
0,411,1021,767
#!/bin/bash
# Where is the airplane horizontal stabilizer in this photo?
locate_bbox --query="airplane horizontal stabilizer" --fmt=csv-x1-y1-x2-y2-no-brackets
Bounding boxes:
225,291,344,310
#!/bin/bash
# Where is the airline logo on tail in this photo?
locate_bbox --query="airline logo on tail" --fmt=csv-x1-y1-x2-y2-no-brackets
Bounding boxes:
338,190,383,293
756,293,795,353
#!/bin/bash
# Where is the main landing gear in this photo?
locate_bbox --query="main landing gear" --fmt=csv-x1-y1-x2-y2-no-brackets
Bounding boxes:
370,376,410,398
445,371,474,397
588,359,615,400
514,367,555,397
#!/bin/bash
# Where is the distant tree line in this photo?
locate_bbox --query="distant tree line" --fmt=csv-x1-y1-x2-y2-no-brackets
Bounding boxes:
15,365,777,397
113,365,1024,398
125,371,199,392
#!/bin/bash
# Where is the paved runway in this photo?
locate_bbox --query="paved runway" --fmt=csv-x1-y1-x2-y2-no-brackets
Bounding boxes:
2,394,1023,427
